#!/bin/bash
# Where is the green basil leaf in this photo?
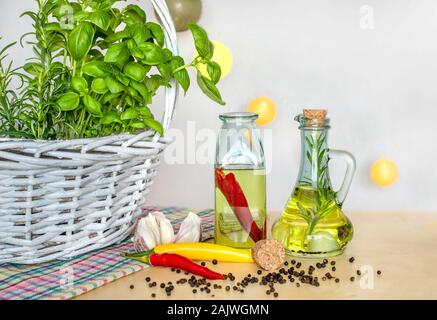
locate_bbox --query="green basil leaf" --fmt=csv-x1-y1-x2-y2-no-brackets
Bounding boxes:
67,22,95,61
137,43,164,65
157,63,172,81
138,106,152,117
88,49,104,60
82,61,109,77
196,73,225,105
115,73,131,86
126,39,136,51
125,96,134,107
23,63,44,76
91,78,108,94
188,23,213,59
121,108,139,121
73,12,89,23
48,34,66,52
71,76,89,94
131,122,146,129
147,22,164,47
170,56,190,92
83,95,103,116
89,11,111,31
100,110,120,124
105,77,125,94
102,92,120,104
105,29,131,43
131,80,150,101
145,75,164,93
109,8,122,30
162,48,173,62
45,22,63,32
144,118,164,135
132,24,151,45
124,4,146,21
123,12,144,27
130,48,145,60
127,87,142,102
57,92,80,111
206,61,222,84
104,43,130,65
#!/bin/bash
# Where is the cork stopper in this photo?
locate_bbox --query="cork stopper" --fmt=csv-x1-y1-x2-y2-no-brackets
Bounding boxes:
303,109,328,126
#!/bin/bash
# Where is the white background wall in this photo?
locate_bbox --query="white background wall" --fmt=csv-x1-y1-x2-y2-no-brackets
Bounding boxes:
1,0,436,212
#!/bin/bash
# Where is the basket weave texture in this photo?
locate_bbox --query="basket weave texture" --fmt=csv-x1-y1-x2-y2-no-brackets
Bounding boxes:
0,0,178,264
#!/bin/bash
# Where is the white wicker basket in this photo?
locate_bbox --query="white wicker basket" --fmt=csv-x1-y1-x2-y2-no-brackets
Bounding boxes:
0,0,179,264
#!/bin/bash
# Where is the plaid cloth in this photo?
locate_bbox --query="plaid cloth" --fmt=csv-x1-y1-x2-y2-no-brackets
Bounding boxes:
0,207,214,300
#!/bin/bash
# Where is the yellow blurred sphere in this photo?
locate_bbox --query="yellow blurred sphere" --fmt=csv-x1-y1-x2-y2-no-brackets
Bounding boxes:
370,159,399,187
197,41,233,80
247,96,277,126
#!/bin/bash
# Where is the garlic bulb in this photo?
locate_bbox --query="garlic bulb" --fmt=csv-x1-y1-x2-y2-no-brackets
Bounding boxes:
134,211,202,251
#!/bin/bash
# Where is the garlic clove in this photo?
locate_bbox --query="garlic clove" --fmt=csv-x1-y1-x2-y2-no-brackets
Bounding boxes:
144,212,161,244
134,216,158,251
174,212,202,243
151,211,175,245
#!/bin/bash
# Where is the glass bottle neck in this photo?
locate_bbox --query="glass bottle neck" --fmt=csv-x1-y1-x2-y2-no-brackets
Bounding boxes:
297,128,331,190
220,112,258,129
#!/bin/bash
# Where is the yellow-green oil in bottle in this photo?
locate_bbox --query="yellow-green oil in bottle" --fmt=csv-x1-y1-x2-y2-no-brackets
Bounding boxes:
215,168,266,249
272,185,353,257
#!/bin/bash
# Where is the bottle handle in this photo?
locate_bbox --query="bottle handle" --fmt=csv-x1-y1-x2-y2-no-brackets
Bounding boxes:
328,149,356,205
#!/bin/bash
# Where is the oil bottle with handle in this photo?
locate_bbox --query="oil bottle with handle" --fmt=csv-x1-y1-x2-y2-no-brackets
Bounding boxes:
272,109,356,257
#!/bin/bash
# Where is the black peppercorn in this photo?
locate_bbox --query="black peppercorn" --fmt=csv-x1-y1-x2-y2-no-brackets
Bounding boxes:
145,277,151,282
274,292,278,297
377,270,382,275
349,257,355,263
160,283,165,288
151,293,156,298
129,285,134,289
350,277,355,282
201,262,206,266
212,259,218,265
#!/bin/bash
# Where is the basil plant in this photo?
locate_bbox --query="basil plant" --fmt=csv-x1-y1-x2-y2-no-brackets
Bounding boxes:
0,0,224,140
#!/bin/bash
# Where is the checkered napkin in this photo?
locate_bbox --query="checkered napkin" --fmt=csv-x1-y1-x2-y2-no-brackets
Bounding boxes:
0,207,214,300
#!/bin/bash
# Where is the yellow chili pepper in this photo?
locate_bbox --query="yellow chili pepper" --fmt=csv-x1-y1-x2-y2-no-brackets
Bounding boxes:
153,243,254,263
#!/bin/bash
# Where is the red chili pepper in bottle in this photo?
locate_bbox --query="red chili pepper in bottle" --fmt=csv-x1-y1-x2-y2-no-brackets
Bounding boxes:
124,252,224,280
215,168,264,242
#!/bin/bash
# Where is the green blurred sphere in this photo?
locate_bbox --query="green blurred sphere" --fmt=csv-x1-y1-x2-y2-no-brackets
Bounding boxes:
166,0,202,32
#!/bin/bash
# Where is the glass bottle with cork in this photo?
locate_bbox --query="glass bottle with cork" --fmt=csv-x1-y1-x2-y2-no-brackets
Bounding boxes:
272,109,356,257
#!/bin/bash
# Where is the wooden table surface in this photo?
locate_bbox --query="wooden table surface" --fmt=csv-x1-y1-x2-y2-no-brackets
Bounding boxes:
76,212,437,300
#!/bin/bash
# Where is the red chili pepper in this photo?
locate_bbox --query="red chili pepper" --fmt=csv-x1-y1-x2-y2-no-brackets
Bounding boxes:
125,251,224,280
215,168,265,242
